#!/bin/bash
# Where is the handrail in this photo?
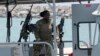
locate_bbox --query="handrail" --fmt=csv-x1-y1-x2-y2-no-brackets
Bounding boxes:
0,42,54,56
63,40,89,48
57,40,89,56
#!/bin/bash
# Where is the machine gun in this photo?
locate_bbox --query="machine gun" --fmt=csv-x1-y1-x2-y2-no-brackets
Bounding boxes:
58,17,64,43
18,4,33,42
58,17,65,56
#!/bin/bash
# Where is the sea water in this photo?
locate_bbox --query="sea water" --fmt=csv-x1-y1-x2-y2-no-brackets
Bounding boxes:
0,17,72,47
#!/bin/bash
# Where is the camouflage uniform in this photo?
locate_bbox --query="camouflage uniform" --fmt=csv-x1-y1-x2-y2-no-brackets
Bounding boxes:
33,19,53,56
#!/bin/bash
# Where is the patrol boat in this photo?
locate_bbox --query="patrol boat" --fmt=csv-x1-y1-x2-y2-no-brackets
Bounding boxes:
0,0,100,56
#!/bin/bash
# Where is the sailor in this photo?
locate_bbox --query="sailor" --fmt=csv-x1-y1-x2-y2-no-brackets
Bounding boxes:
30,10,64,56
33,10,53,56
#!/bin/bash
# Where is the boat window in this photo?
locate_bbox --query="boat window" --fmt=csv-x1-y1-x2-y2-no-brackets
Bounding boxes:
78,23,99,49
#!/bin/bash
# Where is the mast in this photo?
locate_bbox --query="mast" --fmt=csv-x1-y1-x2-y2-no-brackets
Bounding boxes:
52,0,57,56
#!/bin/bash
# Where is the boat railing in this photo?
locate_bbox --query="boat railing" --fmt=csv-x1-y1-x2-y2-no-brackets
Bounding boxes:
63,40,89,48
0,42,54,56
0,41,88,56
57,40,89,56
